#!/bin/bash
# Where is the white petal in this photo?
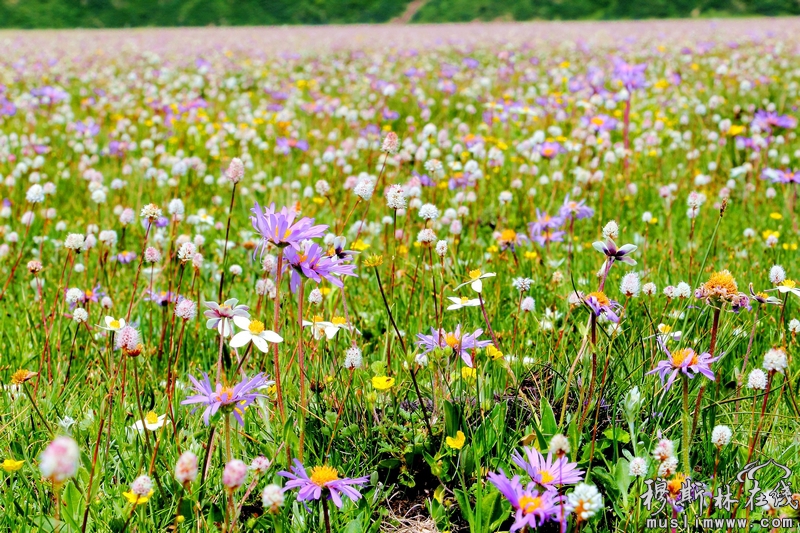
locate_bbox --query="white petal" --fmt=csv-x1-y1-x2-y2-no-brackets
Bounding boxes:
471,279,483,293
230,331,251,348
232,315,251,330
260,330,284,343
251,335,269,353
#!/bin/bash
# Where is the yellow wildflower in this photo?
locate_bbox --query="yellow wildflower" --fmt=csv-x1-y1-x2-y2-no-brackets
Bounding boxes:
371,376,395,391
446,431,466,450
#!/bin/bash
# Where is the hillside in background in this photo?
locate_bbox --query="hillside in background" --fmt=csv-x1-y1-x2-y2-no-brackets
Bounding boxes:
1,0,800,27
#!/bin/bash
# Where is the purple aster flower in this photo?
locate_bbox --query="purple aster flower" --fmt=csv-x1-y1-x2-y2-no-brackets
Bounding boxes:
592,238,637,266
582,114,618,132
612,58,647,91
111,251,137,264
584,291,621,323
181,372,268,426
279,460,369,509
250,202,328,254
528,209,563,235
487,470,565,531
539,141,564,159
646,343,718,391
510,446,585,488
761,168,800,185
145,289,181,306
283,243,357,293
752,110,797,132
415,325,492,367
204,298,250,338
83,284,105,304
558,195,595,222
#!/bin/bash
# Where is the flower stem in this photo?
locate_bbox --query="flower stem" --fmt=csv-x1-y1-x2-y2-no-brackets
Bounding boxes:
681,375,691,474
321,497,332,533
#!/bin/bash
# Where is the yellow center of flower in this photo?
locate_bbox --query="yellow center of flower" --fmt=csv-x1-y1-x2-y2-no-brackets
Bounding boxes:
703,270,738,294
587,291,610,307
460,296,470,304
658,324,672,334
85,290,93,298
500,229,516,241
518,495,543,514
331,316,346,326
248,320,266,334
109,319,120,329
782,279,797,289
539,470,555,484
11,369,34,385
309,465,339,487
145,411,159,425
216,387,234,402
757,292,769,300
469,269,482,280
591,116,604,126
671,348,698,368
542,147,554,156
667,473,686,498
444,333,460,348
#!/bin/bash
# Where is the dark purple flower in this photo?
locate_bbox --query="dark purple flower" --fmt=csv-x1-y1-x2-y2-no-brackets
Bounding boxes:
592,238,637,266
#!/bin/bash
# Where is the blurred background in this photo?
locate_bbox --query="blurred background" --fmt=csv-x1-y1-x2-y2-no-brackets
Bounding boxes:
1,0,799,28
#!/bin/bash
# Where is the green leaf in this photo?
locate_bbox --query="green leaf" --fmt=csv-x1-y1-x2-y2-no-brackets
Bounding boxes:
603,427,630,443
453,488,474,524
540,397,557,436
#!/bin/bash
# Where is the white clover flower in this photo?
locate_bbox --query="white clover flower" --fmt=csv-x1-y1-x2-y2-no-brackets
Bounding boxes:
711,425,732,448
344,346,363,369
549,434,570,456
657,456,679,477
262,484,284,513
435,240,448,257
418,203,440,221
629,457,648,477
566,484,604,522
64,233,85,251
769,265,786,285
762,347,788,373
620,272,640,297
73,308,88,323
747,369,768,390
602,220,619,241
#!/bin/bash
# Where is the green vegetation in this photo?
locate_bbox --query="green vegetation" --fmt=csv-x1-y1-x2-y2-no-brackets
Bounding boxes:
1,0,800,29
